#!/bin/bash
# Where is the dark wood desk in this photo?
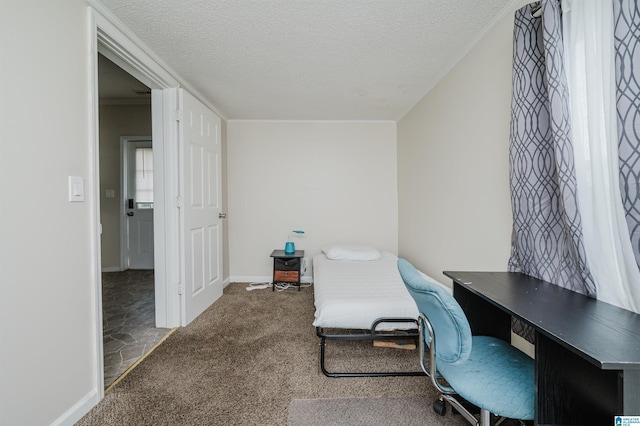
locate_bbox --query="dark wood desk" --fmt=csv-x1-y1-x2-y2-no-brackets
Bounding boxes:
444,271,640,425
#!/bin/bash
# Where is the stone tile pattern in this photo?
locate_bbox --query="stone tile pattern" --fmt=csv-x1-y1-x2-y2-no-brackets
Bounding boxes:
102,270,172,388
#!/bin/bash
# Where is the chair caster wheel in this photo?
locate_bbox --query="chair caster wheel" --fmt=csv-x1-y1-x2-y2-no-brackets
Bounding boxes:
433,399,446,416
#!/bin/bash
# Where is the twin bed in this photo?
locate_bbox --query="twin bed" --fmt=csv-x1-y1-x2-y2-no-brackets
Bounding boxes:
312,245,432,377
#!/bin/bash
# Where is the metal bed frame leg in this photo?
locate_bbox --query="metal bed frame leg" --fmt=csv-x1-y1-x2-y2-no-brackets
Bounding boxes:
316,318,427,378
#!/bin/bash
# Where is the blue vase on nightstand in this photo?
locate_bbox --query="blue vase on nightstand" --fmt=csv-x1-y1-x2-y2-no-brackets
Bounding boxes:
284,241,295,254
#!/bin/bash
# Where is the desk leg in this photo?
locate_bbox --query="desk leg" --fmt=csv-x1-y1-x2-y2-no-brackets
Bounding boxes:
536,332,621,424
624,369,640,415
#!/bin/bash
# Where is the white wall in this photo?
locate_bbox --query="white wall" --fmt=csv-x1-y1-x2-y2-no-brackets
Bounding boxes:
0,1,99,424
397,5,519,284
227,121,398,281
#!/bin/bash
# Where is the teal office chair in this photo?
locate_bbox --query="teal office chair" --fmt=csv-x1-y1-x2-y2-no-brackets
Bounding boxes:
397,259,535,425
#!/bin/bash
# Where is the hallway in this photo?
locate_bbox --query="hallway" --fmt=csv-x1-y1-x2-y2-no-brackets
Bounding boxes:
102,270,173,388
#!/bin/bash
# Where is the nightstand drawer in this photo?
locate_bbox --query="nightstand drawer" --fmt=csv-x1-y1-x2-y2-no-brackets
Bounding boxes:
274,270,299,282
275,257,300,271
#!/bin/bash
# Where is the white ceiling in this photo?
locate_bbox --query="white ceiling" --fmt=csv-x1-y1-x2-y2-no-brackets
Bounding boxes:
98,0,519,121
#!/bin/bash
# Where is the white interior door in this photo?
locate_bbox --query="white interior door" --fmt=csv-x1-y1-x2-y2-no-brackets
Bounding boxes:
124,139,154,270
180,89,223,325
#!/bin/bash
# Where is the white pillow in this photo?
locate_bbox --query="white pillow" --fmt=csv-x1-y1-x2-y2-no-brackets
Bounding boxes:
322,245,382,261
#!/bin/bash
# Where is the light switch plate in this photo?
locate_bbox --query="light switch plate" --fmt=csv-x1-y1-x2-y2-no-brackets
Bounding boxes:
68,176,84,202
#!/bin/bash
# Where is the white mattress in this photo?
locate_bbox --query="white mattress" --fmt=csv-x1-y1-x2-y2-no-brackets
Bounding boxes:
312,251,419,330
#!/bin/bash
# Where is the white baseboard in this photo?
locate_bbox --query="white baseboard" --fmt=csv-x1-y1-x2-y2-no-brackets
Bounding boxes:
101,266,122,272
50,387,100,426
511,332,535,359
231,276,272,284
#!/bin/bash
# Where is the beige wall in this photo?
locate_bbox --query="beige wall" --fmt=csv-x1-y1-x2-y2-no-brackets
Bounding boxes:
0,0,98,424
227,121,398,280
397,6,519,284
99,104,152,270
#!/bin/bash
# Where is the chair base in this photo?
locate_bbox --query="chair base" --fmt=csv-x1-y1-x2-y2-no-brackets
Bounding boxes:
435,395,528,426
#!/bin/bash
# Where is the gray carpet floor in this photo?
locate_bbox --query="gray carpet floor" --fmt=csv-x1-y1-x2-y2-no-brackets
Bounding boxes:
288,397,462,426
77,283,467,425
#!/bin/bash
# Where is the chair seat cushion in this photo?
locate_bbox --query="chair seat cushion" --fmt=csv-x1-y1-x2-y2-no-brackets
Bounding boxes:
437,335,535,420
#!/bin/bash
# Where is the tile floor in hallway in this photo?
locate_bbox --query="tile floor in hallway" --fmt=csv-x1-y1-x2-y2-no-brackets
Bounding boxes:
102,269,173,388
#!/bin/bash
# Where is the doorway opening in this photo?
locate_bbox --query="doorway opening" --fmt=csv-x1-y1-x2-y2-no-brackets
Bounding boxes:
97,53,172,388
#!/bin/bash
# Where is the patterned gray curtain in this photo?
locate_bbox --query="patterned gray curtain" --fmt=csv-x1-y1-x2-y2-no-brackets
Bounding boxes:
614,1,640,269
508,0,596,342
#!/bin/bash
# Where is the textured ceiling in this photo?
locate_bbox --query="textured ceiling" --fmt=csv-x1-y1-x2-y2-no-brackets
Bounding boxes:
98,0,519,120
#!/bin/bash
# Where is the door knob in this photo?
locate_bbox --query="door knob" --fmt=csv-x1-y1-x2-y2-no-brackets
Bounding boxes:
219,213,227,219
127,212,134,217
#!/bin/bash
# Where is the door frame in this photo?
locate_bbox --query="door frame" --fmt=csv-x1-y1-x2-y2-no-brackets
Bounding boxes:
120,136,154,270
89,3,183,399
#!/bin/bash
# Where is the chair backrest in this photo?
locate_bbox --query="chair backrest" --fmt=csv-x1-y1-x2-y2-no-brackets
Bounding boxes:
398,259,472,364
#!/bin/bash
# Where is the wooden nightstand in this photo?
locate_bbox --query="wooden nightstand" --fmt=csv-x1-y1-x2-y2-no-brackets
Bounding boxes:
270,249,304,291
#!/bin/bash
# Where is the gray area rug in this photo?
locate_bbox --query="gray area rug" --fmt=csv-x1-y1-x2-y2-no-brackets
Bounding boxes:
288,397,465,426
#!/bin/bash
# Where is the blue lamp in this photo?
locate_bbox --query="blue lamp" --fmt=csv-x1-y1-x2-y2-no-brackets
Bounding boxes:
285,230,304,254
